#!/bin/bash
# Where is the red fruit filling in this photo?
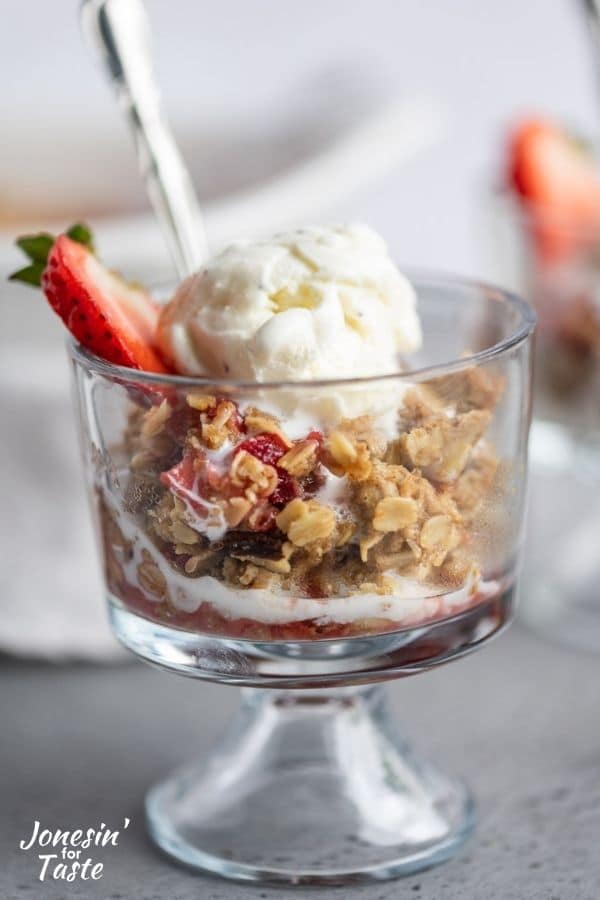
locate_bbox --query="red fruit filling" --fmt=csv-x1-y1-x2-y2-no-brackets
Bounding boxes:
236,433,289,465
234,432,301,507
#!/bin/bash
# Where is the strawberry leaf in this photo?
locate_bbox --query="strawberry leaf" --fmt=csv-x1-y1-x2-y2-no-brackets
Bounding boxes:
9,262,45,287
66,222,94,251
8,222,95,289
16,233,54,264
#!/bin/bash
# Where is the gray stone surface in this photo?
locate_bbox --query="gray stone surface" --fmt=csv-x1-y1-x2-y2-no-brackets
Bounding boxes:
2,624,599,900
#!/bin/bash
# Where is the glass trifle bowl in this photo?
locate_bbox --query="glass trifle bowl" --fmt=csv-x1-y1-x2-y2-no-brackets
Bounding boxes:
486,118,600,652
490,184,600,651
71,274,534,885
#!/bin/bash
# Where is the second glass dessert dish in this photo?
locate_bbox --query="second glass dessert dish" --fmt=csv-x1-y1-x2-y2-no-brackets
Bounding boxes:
490,120,600,651
64,225,534,884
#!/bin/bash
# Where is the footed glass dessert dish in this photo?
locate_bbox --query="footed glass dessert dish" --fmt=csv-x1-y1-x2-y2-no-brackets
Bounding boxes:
487,120,600,652
490,176,600,652
72,275,534,885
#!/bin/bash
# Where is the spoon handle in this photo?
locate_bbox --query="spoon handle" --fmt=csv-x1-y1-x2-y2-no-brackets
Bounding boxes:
80,0,208,277
580,0,600,88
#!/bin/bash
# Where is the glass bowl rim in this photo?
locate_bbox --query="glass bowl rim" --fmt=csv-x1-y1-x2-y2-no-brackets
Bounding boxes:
69,270,536,390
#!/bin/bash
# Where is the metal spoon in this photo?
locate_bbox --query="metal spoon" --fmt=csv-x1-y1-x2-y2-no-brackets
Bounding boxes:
580,1,600,93
80,0,208,277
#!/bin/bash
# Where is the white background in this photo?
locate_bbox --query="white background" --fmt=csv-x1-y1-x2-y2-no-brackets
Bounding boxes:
2,0,598,276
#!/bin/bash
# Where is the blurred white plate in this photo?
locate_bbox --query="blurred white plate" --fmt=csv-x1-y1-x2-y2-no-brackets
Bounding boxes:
2,95,446,279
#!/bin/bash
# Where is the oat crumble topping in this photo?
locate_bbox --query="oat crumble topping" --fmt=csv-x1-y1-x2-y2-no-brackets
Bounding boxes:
101,365,504,625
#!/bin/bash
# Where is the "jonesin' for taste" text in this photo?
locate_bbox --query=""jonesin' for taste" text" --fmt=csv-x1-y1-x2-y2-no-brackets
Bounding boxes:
19,818,130,882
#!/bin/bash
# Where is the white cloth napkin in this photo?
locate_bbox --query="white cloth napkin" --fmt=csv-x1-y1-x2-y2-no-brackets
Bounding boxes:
0,340,123,661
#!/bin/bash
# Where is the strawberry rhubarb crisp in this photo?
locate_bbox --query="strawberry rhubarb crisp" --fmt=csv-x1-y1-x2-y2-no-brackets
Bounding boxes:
11,223,504,640
508,120,600,413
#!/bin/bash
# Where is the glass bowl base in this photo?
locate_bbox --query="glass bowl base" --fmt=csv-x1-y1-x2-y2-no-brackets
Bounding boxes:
109,583,514,689
145,684,475,885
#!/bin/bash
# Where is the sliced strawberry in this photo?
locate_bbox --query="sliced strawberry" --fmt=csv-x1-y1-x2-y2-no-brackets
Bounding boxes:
160,450,224,516
40,235,169,372
160,453,198,504
234,432,301,507
10,224,171,374
508,119,600,262
161,452,195,488
236,433,289,466
271,470,300,505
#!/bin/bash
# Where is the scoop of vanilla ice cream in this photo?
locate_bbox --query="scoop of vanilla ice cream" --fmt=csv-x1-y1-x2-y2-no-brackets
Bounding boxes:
158,224,421,381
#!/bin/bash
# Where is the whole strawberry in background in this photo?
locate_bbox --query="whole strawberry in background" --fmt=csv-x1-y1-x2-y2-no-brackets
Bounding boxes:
508,119,600,264
10,224,170,373
506,118,600,360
